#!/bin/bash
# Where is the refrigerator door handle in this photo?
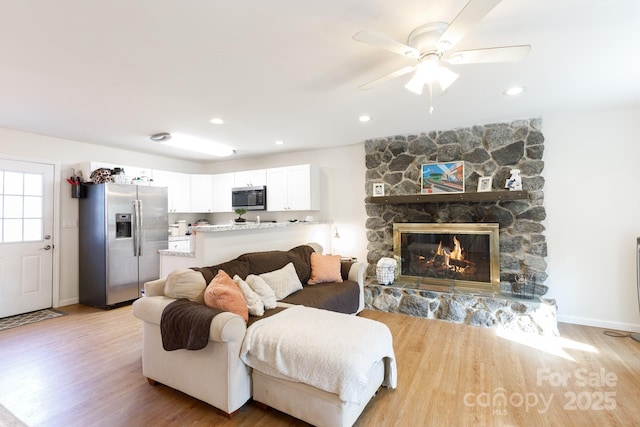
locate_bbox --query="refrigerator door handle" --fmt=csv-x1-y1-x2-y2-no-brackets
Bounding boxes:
133,200,142,256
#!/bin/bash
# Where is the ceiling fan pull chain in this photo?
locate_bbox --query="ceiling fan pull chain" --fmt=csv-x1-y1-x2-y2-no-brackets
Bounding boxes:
429,84,434,114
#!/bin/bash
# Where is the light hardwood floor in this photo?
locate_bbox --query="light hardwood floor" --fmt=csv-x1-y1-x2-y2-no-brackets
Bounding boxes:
1,304,639,426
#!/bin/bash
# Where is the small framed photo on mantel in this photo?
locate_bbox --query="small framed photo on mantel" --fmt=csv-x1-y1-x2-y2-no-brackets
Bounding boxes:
373,183,385,197
477,176,493,192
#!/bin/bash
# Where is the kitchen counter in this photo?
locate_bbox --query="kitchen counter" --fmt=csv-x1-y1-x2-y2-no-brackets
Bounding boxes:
193,220,331,233
159,249,196,257
158,221,332,278
160,235,195,256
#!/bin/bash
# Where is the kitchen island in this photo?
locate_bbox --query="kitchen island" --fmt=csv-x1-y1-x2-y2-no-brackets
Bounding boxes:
159,221,332,278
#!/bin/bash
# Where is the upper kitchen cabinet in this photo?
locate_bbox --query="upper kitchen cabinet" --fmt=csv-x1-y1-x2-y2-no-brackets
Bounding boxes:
152,170,191,212
266,164,320,211
190,175,215,213
211,172,235,213
234,169,266,188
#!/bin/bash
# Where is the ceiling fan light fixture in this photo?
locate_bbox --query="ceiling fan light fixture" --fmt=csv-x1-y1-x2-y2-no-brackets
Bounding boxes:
405,55,459,95
404,73,424,95
416,55,440,80
437,66,460,91
152,132,235,157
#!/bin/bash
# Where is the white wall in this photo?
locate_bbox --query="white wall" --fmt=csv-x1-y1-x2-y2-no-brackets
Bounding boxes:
544,107,640,332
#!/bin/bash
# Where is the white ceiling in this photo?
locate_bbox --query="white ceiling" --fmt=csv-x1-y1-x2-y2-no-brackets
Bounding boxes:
1,0,638,162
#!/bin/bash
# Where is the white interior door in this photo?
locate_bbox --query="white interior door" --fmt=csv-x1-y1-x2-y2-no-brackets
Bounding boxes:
0,159,54,318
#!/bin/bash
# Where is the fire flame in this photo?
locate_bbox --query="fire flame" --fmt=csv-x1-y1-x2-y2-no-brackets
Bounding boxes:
435,237,463,261
450,236,464,261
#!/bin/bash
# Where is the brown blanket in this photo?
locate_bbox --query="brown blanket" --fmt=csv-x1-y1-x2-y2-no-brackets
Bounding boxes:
160,299,224,351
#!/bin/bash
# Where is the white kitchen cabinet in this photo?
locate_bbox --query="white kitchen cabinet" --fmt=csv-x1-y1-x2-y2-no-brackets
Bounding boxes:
152,170,191,212
234,169,266,188
211,172,235,212
266,164,319,211
160,253,198,279
190,175,214,212
266,167,288,211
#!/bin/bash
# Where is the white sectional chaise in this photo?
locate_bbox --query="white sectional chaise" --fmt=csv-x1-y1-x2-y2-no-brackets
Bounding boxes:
132,244,396,426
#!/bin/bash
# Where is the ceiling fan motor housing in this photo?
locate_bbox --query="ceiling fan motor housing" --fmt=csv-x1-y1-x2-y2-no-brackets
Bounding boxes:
407,22,449,53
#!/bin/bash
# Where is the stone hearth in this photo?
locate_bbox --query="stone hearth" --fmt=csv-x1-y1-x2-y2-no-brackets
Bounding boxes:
365,283,558,335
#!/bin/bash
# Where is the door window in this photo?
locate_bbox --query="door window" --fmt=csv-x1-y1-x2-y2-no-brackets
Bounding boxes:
0,170,44,243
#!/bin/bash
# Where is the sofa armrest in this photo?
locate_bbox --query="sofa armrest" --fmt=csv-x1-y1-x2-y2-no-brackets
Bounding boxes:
348,262,366,313
348,262,366,286
132,296,247,343
209,311,247,342
144,278,166,296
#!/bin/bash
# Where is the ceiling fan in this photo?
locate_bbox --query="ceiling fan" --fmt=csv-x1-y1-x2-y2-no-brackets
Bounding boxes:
353,0,530,113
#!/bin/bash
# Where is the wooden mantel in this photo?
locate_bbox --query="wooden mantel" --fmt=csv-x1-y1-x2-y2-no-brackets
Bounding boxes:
365,190,528,204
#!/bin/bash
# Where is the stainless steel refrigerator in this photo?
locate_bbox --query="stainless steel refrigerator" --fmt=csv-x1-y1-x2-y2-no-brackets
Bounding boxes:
79,183,168,308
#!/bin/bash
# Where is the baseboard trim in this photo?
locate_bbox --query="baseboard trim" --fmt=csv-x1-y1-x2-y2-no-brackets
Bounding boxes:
56,297,79,307
557,314,640,333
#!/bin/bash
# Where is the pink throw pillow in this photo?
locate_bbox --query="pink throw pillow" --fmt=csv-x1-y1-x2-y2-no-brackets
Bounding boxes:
204,269,249,322
307,252,343,285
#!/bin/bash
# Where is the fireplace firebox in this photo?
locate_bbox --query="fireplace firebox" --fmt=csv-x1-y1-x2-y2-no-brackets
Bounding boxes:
393,223,500,292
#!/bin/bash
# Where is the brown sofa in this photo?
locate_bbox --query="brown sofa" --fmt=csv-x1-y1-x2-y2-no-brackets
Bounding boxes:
192,244,362,316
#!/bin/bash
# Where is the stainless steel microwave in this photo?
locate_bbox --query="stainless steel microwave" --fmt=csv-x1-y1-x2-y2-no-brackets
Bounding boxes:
231,185,267,211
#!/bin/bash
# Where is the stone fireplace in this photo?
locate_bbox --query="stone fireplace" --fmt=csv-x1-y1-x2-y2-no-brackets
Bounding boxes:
362,118,557,335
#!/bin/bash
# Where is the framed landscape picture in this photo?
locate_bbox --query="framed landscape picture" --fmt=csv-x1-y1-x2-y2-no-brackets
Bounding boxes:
421,162,465,194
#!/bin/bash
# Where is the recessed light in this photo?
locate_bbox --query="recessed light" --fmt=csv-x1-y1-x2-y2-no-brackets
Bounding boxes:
359,115,371,122
209,117,225,125
275,140,284,145
504,86,526,96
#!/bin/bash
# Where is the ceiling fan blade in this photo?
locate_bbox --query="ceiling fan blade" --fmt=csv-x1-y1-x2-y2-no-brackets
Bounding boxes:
359,66,416,91
353,31,420,58
445,45,531,64
437,0,502,51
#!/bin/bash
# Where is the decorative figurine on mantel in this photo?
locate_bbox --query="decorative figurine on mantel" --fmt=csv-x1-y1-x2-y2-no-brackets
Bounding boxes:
505,169,522,191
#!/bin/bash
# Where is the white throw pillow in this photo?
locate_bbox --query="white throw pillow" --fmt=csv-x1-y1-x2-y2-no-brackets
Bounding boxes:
233,275,265,316
259,262,303,300
163,268,206,303
246,274,277,309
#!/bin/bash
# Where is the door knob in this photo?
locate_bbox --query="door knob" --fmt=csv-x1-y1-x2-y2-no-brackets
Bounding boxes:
42,245,52,250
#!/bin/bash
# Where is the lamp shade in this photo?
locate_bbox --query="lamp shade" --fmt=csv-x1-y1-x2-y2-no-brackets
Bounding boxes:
404,54,459,95
436,66,459,91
